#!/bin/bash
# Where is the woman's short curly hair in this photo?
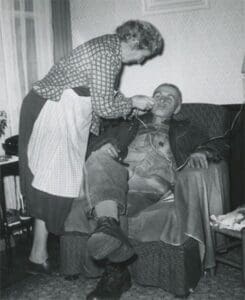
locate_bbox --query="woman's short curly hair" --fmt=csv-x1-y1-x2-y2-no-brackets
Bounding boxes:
116,20,164,56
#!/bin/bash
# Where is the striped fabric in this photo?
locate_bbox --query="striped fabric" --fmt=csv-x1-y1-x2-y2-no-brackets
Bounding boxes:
27,90,92,197
32,34,132,135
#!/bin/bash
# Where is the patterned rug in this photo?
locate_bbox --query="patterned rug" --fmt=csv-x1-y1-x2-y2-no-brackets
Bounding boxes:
1,236,245,300
2,261,245,300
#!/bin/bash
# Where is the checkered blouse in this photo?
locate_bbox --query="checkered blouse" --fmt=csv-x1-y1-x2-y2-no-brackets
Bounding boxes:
33,34,132,135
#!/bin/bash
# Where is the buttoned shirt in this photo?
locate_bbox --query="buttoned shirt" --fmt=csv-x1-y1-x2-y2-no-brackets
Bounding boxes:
33,34,132,135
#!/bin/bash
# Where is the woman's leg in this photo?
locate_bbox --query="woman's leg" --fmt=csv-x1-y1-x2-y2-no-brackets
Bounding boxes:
29,218,49,263
18,92,50,270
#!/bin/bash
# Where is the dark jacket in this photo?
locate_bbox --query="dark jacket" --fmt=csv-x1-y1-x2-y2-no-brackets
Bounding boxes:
86,114,229,168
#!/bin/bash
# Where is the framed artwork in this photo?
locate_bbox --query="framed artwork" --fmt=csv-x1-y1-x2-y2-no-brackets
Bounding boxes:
142,0,209,15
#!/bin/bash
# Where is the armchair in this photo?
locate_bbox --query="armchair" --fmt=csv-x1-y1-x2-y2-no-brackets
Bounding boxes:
60,103,231,296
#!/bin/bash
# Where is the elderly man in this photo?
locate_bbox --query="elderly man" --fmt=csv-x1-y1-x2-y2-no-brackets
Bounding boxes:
85,84,180,260
79,83,228,299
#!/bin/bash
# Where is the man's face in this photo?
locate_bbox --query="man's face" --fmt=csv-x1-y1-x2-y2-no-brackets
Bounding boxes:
152,86,179,118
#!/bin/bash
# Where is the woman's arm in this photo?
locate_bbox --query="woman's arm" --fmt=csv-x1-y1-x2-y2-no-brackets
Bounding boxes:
90,53,132,119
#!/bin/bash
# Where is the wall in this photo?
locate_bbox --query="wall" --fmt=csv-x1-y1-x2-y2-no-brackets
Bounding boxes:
70,0,245,104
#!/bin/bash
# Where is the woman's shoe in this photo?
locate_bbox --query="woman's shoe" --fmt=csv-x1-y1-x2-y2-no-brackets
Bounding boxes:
26,259,52,275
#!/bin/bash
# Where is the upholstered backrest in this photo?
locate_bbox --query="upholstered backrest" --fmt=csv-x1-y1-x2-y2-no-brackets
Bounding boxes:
175,103,231,139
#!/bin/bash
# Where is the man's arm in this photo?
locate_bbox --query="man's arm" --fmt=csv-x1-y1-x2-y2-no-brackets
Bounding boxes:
170,119,230,169
186,135,230,169
189,131,230,170
194,137,230,161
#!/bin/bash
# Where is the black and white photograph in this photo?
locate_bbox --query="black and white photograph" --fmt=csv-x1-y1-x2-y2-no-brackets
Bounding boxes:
0,0,245,299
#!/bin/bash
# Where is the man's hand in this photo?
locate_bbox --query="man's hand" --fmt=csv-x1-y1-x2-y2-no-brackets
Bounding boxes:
98,143,119,159
187,151,209,169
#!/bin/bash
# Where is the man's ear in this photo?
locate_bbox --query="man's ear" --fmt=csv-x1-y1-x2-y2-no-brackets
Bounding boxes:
174,105,181,114
173,99,181,114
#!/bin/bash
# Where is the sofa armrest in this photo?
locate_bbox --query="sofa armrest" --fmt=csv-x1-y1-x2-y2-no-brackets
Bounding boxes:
175,161,230,269
177,161,230,214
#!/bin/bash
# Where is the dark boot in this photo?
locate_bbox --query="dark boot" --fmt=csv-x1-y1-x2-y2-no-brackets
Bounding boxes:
86,263,132,300
87,217,135,261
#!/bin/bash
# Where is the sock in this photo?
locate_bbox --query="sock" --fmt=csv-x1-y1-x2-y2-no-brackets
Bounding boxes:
95,200,118,221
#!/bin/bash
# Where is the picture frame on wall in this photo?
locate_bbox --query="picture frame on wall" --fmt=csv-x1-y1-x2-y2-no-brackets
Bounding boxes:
142,0,209,15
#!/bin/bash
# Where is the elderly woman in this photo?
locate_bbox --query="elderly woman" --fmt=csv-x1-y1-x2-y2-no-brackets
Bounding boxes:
18,20,163,275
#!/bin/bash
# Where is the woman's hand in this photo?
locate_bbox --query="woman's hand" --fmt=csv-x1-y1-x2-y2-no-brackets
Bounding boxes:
130,108,149,118
131,95,154,111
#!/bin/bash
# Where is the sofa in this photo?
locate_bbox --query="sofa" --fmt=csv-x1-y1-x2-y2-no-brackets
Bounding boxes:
60,103,231,297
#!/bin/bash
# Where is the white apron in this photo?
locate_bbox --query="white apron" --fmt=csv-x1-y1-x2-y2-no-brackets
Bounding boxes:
28,89,92,197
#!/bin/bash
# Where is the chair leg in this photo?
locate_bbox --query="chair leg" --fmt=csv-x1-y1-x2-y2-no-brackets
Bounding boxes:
5,227,13,269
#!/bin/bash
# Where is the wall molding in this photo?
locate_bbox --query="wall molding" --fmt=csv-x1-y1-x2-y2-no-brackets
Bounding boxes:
142,0,209,15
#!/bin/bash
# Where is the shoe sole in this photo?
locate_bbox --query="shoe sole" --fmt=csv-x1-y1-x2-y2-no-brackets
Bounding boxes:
26,269,52,275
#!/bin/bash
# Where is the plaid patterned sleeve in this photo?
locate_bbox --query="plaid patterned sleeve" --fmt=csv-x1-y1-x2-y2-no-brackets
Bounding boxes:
90,53,132,119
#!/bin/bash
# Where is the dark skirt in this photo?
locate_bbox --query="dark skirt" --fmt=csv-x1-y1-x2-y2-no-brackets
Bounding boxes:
19,90,73,235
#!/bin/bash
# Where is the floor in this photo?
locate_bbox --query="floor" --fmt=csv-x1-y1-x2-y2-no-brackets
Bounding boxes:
1,233,245,299
0,233,59,290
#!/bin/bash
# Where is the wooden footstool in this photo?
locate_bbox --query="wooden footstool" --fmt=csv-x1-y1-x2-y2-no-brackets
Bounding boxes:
211,226,245,285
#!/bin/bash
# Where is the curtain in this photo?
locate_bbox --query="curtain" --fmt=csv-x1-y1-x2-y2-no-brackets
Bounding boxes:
51,0,72,63
0,0,53,209
0,0,22,140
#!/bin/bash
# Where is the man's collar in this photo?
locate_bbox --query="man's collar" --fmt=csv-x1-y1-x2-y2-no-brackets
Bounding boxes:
137,117,170,134
151,116,171,128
